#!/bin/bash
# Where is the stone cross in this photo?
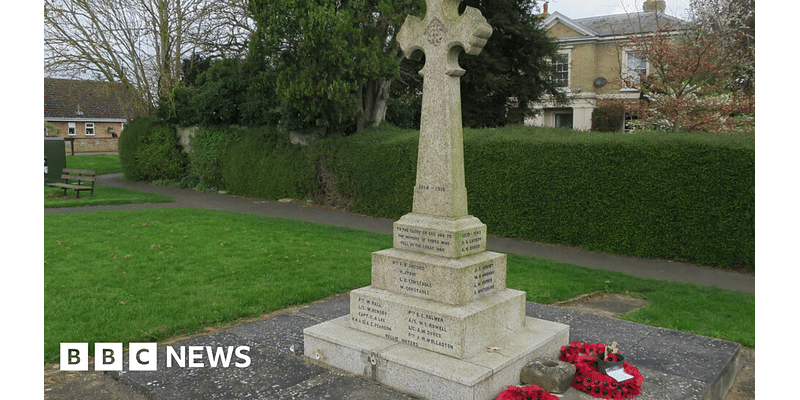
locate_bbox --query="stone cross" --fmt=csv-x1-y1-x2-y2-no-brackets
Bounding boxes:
397,0,492,218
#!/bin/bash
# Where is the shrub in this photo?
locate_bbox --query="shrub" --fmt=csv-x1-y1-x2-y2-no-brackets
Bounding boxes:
188,126,242,189
119,116,187,182
322,125,754,269
463,127,754,268
325,124,418,218
219,127,315,200
173,123,754,269
591,106,625,132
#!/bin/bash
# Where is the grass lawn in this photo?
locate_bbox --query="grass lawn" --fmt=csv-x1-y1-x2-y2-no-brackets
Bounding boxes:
65,154,123,175
44,209,755,365
45,185,175,208
45,154,174,207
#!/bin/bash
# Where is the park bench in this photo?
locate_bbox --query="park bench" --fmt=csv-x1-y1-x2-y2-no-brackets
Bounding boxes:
46,168,96,198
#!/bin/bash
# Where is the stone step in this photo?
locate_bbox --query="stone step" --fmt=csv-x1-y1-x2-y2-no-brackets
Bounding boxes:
371,248,507,305
304,314,569,400
348,286,527,359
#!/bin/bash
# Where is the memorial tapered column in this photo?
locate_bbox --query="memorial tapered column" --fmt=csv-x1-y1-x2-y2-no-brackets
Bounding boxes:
397,0,492,218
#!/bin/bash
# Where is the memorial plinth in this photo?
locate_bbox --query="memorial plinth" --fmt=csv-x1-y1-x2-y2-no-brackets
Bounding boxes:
303,2,568,399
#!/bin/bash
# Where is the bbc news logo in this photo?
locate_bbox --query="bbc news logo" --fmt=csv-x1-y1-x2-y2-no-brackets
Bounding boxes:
60,343,251,371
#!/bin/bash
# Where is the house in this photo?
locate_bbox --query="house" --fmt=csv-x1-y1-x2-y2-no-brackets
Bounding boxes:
44,78,143,153
527,0,684,131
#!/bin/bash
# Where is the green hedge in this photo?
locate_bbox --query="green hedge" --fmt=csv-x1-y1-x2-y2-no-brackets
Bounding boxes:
218,127,315,200
119,117,187,182
179,123,754,269
463,127,754,268
326,125,754,269
325,124,419,217
188,126,242,189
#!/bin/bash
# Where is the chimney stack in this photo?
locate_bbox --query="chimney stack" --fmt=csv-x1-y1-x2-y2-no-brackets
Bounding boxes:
643,0,666,12
543,2,549,15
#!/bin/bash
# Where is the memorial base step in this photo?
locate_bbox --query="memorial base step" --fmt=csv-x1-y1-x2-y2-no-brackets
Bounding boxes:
304,314,569,400
349,286,527,359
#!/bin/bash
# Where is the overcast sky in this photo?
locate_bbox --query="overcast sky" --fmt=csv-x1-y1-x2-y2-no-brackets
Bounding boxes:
542,0,692,20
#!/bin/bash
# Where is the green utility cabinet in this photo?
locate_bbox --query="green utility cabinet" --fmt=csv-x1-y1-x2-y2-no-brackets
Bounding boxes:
45,137,67,184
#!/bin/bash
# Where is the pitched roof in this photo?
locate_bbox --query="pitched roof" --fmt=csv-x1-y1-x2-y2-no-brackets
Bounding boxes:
544,11,684,40
44,78,140,121
575,12,684,37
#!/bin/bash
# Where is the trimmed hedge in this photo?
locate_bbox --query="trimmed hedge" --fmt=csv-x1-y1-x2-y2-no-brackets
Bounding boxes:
179,123,754,269
327,125,754,269
325,124,419,217
119,116,187,182
218,127,315,200
188,126,242,189
463,127,754,268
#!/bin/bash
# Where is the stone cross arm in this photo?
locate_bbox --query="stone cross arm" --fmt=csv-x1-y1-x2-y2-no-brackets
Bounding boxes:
397,2,492,77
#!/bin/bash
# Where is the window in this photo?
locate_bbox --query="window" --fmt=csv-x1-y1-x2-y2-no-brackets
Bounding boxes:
550,53,570,88
85,122,95,136
624,114,639,132
555,113,574,129
624,51,647,87
68,122,76,136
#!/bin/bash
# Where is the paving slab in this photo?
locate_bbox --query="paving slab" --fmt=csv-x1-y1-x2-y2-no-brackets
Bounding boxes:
88,294,741,400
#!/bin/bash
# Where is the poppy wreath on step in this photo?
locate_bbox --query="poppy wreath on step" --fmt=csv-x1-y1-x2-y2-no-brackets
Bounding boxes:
559,341,645,399
496,384,559,400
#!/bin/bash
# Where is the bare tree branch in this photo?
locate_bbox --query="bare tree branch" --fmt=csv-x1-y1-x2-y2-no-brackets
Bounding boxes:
44,0,253,116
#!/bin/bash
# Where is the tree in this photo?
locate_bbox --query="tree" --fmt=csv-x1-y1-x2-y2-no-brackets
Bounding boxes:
248,0,421,134
598,10,754,133
390,0,565,129
459,0,566,127
44,0,253,117
163,49,282,127
688,0,754,95
250,0,562,132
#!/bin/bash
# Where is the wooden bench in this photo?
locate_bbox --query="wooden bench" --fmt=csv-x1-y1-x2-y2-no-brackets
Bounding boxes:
46,168,96,198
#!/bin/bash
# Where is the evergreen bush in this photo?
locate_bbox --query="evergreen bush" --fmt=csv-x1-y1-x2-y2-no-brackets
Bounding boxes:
591,106,625,132
167,123,754,269
119,117,187,182
188,126,241,189
324,125,754,269
219,127,315,200
326,124,419,218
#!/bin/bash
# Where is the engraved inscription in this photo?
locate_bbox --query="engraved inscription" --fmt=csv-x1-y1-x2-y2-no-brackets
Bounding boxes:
392,259,433,296
461,229,484,253
396,226,452,254
352,297,392,332
406,310,454,350
473,262,496,296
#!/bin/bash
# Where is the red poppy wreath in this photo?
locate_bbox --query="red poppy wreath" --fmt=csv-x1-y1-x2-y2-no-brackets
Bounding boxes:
496,384,559,400
558,341,645,399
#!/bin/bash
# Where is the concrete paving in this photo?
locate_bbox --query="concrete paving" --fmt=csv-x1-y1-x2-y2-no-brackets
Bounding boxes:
44,294,746,400
43,173,755,399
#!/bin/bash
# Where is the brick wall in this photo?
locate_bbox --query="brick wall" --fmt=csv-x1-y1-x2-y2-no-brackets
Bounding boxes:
65,138,119,153
46,120,124,153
